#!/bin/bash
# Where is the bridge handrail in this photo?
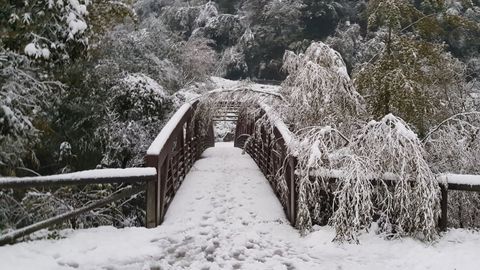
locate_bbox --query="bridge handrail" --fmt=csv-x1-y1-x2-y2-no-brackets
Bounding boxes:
235,102,299,224
0,168,156,188
309,169,480,190
259,103,295,146
144,100,214,227
147,103,192,156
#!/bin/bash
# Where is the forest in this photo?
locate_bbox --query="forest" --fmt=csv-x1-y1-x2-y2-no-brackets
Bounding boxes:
1,0,480,241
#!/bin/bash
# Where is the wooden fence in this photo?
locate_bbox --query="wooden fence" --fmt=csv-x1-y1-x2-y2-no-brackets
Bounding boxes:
0,168,156,245
0,100,214,244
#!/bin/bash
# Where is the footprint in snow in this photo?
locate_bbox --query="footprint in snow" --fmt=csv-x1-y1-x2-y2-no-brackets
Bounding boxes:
57,260,79,268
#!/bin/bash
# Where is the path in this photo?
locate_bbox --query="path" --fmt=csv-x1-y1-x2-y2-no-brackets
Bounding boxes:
0,143,479,269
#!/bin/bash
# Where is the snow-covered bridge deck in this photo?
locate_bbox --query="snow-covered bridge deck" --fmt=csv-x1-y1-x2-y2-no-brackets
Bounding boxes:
1,143,479,270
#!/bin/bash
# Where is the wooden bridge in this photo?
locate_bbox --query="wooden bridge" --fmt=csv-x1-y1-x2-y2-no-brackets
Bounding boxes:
0,95,480,246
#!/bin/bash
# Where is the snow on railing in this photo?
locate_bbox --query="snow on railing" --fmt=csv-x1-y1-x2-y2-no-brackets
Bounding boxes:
0,168,157,188
147,103,192,155
309,169,480,188
259,103,296,148
436,173,480,188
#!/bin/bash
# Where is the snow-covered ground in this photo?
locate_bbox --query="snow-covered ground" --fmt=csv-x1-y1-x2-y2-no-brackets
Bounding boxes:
1,143,480,270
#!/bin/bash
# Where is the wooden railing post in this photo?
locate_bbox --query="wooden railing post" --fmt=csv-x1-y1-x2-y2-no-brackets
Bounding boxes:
158,159,169,224
145,155,159,228
207,122,215,148
439,184,448,231
285,156,297,225
234,115,249,148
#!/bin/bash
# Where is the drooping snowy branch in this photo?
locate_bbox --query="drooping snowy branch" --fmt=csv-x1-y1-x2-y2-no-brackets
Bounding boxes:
344,114,440,241
423,112,480,228
280,41,365,134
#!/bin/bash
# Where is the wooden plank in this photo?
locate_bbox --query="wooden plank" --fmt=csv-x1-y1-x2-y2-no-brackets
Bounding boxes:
448,183,480,192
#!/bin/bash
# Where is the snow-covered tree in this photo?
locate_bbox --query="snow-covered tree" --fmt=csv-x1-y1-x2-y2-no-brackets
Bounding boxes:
2,0,91,61
424,112,480,228
301,0,348,39
262,0,305,37
93,16,184,90
280,41,364,132
424,112,480,174
293,126,348,234
0,48,61,175
334,115,440,241
162,3,204,37
177,38,217,85
192,14,245,48
95,73,172,168
215,46,249,79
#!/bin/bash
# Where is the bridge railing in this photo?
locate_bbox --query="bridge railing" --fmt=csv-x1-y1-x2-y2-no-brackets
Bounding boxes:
234,104,298,224
235,104,480,230
0,100,214,244
145,101,214,227
0,168,156,245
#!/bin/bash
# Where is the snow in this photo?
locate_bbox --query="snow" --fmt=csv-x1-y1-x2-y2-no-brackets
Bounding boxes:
24,43,51,59
146,103,191,155
382,113,418,141
437,173,480,186
210,76,242,89
260,103,296,147
307,140,322,167
311,169,480,187
1,143,479,270
207,77,283,99
310,168,403,182
214,121,236,142
69,0,88,15
123,73,167,98
0,168,156,185
67,12,87,38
